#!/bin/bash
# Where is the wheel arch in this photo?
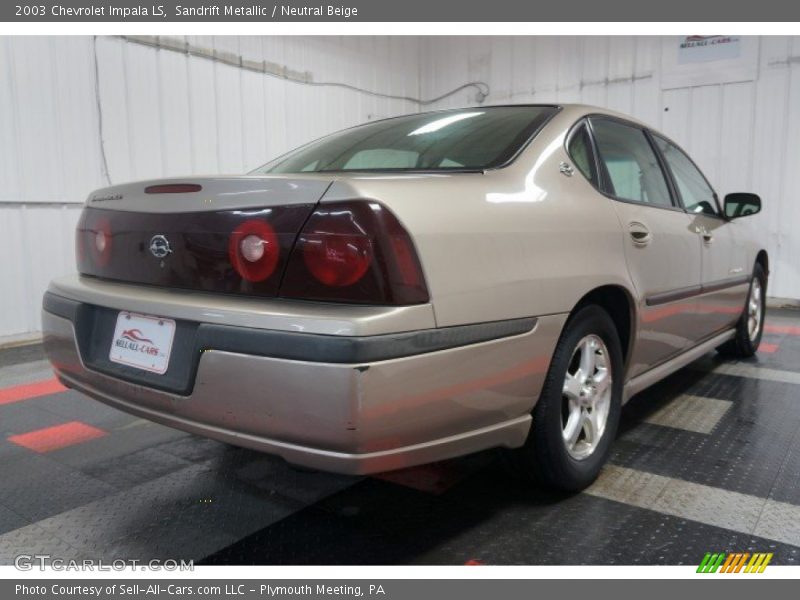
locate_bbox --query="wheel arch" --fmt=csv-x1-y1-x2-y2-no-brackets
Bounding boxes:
755,249,769,278
569,285,636,373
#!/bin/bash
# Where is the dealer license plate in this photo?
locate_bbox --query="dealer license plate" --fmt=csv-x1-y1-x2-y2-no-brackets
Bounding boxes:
108,311,176,374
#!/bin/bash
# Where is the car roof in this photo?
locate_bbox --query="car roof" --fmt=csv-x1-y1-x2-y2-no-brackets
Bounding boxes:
554,104,652,128
382,103,653,131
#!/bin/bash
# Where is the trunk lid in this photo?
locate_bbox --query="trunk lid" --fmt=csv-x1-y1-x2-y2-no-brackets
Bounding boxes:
77,175,333,298
86,175,333,212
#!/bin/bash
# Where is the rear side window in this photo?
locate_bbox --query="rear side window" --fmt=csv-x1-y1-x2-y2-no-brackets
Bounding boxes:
567,123,598,185
591,119,673,208
653,135,719,216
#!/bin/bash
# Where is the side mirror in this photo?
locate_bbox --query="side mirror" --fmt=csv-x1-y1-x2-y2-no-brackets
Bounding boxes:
724,193,761,219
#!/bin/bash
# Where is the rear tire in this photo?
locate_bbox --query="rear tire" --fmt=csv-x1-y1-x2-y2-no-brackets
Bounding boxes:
717,263,766,358
505,305,623,492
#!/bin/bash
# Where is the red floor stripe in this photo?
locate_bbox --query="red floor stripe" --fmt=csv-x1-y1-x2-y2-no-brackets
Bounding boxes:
0,377,66,406
764,324,800,336
8,421,107,453
759,342,779,353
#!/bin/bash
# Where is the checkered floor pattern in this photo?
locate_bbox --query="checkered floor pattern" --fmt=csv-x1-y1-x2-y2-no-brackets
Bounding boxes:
1,309,799,565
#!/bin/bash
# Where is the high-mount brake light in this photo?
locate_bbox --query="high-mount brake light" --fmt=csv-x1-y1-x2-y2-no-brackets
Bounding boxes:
144,184,202,194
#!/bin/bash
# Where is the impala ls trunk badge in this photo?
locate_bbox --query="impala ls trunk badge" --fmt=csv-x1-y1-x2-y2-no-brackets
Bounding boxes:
91,193,123,203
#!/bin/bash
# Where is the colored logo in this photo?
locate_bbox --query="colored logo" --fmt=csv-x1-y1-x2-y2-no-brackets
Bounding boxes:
121,329,154,345
697,552,773,573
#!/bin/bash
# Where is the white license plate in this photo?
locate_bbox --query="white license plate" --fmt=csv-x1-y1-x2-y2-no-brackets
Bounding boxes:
108,312,176,374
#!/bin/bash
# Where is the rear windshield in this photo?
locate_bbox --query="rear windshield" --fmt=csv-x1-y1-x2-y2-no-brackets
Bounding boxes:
253,106,558,174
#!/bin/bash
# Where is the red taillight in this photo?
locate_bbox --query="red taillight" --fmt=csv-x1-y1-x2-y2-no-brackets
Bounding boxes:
302,216,373,287
89,217,112,267
280,201,429,305
145,183,202,194
228,219,280,282
390,235,422,288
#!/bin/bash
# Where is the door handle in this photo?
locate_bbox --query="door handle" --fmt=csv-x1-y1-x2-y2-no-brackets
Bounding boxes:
628,221,652,246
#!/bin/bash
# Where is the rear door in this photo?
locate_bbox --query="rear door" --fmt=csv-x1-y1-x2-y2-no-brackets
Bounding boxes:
651,134,749,339
588,117,702,379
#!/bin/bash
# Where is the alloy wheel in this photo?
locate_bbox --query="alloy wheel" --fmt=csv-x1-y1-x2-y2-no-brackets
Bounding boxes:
561,334,612,460
748,278,763,341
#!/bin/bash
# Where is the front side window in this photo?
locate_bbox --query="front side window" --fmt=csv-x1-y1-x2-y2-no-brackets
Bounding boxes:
653,135,718,216
253,106,558,174
591,119,673,208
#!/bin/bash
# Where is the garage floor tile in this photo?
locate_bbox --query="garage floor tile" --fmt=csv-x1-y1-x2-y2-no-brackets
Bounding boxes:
46,420,189,470
82,447,193,490
0,453,117,522
200,467,800,566
0,505,28,537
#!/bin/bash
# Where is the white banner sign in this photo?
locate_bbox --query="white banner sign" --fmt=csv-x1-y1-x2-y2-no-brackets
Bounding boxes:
662,35,758,89
678,35,742,64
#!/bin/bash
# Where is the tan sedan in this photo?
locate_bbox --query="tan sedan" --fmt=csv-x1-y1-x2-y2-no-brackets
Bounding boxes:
42,104,767,490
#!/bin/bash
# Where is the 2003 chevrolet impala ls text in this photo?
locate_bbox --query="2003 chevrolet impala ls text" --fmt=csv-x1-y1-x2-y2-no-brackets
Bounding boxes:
42,105,767,490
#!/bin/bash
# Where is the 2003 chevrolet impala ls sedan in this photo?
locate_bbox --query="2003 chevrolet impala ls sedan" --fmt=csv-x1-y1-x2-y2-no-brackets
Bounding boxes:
42,104,767,490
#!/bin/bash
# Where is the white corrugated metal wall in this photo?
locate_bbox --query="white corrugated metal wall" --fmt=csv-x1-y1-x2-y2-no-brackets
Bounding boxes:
419,36,800,304
2,35,799,341
0,35,421,341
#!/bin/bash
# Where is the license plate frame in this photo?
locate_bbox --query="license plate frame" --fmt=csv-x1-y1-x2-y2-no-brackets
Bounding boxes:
108,311,176,375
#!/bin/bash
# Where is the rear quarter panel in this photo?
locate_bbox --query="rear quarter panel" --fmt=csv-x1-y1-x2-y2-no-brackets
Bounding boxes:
322,108,635,328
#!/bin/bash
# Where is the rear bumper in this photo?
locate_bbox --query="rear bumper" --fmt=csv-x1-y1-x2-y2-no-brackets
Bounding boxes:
42,280,566,474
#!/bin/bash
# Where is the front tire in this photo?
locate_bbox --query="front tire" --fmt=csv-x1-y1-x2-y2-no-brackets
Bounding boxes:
506,305,623,491
717,263,766,358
